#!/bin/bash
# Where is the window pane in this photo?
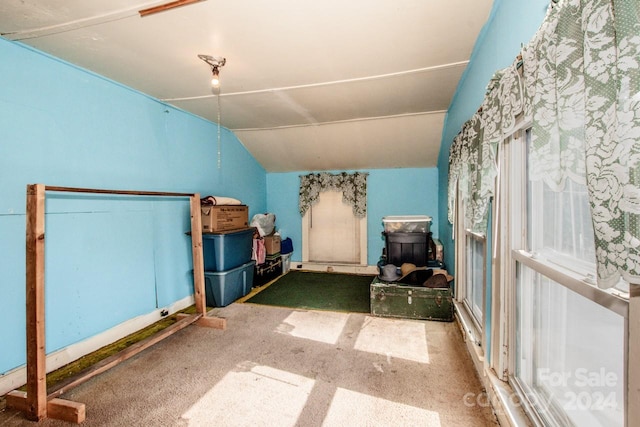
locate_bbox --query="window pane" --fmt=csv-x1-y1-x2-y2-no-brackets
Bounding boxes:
528,180,596,267
515,263,624,427
465,235,484,326
526,129,596,271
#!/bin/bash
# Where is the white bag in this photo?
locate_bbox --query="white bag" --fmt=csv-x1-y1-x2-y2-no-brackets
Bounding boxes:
250,213,276,237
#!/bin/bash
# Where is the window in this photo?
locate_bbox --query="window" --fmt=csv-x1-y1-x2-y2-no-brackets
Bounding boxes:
454,189,487,346
299,172,368,266
514,263,624,426
464,231,486,328
305,190,363,264
506,127,627,427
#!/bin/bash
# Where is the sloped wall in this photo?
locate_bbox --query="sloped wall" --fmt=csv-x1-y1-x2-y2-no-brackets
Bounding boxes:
0,37,266,376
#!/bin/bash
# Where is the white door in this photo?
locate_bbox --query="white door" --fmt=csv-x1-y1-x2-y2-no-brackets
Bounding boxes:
307,191,360,264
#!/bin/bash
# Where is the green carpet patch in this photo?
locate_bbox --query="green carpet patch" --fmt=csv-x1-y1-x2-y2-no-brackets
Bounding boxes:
245,270,374,313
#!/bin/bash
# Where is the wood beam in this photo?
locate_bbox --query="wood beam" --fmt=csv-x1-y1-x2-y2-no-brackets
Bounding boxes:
6,391,29,412
190,194,206,315
6,392,86,424
177,312,227,330
25,184,46,420
196,315,227,330
46,399,86,424
44,185,192,197
47,314,202,399
139,0,204,17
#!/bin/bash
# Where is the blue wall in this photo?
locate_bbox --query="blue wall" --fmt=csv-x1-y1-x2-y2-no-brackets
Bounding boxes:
0,37,266,374
436,0,549,274
267,168,438,266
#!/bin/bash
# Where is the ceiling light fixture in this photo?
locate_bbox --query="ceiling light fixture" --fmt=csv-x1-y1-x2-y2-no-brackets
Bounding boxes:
198,54,226,169
198,54,226,88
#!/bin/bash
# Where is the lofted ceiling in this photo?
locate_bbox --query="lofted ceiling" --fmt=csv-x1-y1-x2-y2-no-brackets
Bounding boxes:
0,0,493,172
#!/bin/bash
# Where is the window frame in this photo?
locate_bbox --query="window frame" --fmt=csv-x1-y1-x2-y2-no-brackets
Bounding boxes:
463,230,487,332
454,179,487,352
497,122,630,427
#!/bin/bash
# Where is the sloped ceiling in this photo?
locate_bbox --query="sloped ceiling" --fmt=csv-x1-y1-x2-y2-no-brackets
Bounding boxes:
0,0,493,172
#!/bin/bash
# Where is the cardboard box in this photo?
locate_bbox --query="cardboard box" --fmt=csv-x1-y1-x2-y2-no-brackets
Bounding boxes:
264,234,281,255
201,205,248,232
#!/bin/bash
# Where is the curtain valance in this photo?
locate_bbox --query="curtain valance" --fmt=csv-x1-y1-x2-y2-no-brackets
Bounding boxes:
299,172,368,218
448,0,640,288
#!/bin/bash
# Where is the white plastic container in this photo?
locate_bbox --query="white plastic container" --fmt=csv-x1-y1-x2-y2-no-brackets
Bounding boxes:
281,253,292,274
382,215,432,233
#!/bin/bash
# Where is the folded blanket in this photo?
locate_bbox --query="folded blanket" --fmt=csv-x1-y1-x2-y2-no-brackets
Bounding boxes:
201,196,242,206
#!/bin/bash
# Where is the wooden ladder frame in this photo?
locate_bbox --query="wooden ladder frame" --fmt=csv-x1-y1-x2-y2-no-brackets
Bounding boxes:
6,184,226,423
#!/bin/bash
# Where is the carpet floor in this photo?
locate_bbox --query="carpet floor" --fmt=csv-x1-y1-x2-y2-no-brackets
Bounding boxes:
245,271,374,313
0,304,498,427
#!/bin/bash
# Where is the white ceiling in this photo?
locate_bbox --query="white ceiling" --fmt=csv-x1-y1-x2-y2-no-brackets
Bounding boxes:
0,0,493,172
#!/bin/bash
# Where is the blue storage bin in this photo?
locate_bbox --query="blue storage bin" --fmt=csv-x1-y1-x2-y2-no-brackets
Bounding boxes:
281,237,293,254
204,260,255,307
203,227,254,271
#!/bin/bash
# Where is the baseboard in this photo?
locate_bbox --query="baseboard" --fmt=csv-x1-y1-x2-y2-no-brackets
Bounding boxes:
291,262,378,275
0,295,194,396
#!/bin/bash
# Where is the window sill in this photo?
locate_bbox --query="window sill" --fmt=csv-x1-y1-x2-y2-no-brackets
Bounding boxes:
453,300,485,379
486,373,535,427
454,300,483,349
454,305,535,426
454,302,535,426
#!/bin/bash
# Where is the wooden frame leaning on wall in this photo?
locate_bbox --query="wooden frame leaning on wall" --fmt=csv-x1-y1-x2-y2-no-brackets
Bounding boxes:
5,184,226,423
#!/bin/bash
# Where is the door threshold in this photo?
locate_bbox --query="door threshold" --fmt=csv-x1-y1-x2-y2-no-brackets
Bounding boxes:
295,262,377,275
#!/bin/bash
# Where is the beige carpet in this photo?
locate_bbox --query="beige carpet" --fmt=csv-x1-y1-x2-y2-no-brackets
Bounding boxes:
0,304,497,426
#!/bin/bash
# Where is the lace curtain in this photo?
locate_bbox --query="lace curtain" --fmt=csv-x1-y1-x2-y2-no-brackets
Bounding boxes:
299,172,368,218
448,113,493,233
448,0,640,288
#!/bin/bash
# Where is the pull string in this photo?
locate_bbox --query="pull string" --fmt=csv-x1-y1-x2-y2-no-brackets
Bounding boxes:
216,87,222,169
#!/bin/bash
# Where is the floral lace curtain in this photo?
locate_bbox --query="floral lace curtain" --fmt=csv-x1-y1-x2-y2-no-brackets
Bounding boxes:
299,172,368,218
448,113,494,233
448,0,640,288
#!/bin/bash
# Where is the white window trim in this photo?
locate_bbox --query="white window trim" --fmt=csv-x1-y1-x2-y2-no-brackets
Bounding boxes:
512,249,628,318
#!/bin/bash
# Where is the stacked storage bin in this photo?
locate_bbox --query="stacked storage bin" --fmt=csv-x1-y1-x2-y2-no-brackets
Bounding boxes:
382,216,436,267
202,227,256,307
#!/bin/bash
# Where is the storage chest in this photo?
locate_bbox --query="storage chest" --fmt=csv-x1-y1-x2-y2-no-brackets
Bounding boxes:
370,277,454,322
253,255,282,287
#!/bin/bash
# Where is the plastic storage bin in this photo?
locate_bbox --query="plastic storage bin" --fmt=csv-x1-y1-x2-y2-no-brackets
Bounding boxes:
281,253,292,274
382,215,432,233
384,232,428,266
202,227,254,271
204,260,256,307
